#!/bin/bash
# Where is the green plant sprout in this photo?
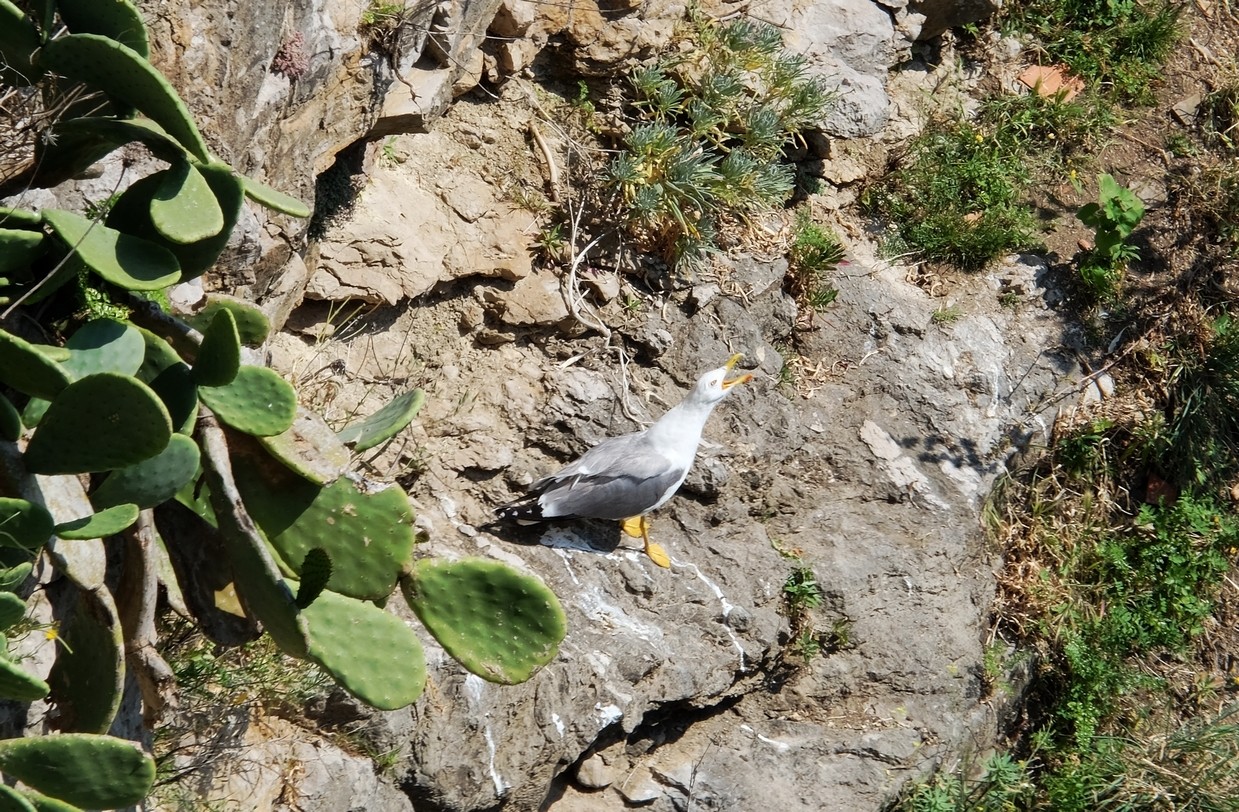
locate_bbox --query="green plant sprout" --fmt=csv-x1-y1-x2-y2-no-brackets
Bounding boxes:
1077,173,1145,298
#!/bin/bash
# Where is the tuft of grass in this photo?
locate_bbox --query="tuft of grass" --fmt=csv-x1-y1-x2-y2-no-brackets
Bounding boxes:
864,121,1038,270
931,305,963,325
787,210,843,312
1160,312,1239,485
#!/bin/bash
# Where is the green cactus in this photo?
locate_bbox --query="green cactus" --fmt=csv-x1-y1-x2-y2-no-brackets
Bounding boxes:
403,558,567,684
136,329,198,432
301,586,427,710
198,365,296,437
294,548,332,609
91,434,200,510
0,733,155,809
106,162,247,281
17,790,80,812
0,393,20,442
192,308,241,387
51,116,186,164
234,461,416,600
151,159,226,244
42,209,180,291
0,498,53,551
0,593,24,631
36,33,210,162
23,373,173,475
185,293,271,346
337,388,426,452
47,591,125,733
238,174,312,218
54,503,140,540
63,318,145,379
55,0,149,57
0,563,32,593
0,781,37,811
0,656,49,702
0,330,71,400
0,207,41,228
0,0,42,86
258,407,351,485
0,228,45,274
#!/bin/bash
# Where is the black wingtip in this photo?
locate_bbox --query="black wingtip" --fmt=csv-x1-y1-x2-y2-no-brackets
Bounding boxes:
494,499,544,524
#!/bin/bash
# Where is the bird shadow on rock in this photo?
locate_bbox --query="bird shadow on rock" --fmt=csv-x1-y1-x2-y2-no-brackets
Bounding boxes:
478,518,625,557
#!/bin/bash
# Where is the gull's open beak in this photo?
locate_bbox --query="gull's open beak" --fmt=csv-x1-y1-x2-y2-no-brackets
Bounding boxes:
722,353,753,390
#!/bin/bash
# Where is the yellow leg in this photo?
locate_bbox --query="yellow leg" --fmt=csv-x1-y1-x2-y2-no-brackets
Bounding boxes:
620,516,670,568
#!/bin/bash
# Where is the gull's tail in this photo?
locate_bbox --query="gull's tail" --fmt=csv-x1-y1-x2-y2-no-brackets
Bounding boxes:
494,497,545,524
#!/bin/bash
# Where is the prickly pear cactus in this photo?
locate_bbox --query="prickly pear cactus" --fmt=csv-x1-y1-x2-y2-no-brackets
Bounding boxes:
198,365,296,436
404,558,568,684
0,734,155,809
22,373,172,474
0,5,571,806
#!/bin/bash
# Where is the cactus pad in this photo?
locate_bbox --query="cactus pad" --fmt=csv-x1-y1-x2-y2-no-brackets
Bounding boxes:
238,175,311,218
258,407,351,485
0,733,155,808
0,656,49,702
16,790,78,812
63,318,145,379
0,228,45,274
234,462,415,600
0,0,42,86
42,209,180,291
0,499,53,551
54,503,140,540
338,388,426,452
137,329,198,433
37,34,210,162
0,784,36,811
404,558,567,684
192,308,240,387
185,293,271,346
47,590,125,733
52,116,185,164
0,563,32,593
294,548,332,609
301,586,426,710
198,365,296,437
0,207,41,228
0,330,71,400
151,160,226,244
0,393,20,442
0,592,24,631
56,0,149,57
105,163,246,281
91,434,199,510
23,373,172,475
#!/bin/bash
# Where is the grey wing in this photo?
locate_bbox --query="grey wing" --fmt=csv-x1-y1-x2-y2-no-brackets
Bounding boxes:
534,434,685,521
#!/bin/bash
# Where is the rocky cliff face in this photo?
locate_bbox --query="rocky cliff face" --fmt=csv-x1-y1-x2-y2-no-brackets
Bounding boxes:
122,0,1073,810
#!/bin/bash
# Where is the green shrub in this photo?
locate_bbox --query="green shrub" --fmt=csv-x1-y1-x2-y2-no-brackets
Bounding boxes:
608,14,833,271
864,122,1038,270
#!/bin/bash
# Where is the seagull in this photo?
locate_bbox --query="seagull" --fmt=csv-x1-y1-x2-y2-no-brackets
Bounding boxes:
496,355,753,567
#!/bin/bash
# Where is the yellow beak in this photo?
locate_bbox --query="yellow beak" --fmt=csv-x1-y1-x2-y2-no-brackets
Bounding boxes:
722,353,753,389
